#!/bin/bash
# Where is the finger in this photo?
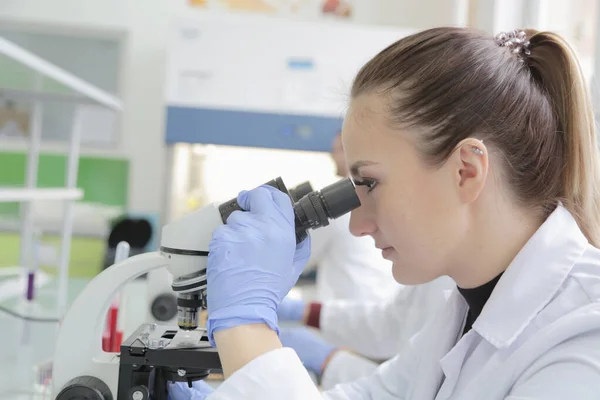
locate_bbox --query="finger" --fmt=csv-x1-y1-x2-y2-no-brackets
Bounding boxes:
290,234,311,285
209,218,258,253
247,185,294,223
210,224,231,241
238,185,294,222
267,186,295,221
225,209,255,227
191,380,214,394
237,186,278,215
167,382,192,400
235,190,249,211
264,185,292,209
294,234,311,266
208,225,241,252
295,233,311,254
224,211,268,241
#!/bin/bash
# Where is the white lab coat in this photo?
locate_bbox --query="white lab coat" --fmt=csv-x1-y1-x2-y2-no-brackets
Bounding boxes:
209,205,600,399
306,212,398,302
320,277,454,389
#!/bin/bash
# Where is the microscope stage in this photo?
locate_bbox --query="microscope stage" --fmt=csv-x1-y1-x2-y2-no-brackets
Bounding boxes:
116,323,221,399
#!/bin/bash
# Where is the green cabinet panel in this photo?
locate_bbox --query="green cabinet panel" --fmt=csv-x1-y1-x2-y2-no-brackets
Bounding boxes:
0,152,129,216
0,232,106,278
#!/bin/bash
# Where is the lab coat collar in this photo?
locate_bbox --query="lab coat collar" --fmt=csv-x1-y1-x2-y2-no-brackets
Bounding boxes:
472,205,588,348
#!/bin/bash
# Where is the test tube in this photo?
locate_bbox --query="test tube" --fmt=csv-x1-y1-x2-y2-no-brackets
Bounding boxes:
25,229,41,301
103,241,130,352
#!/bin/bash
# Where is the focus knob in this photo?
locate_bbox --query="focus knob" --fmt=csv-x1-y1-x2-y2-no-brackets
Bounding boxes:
55,375,112,400
128,385,150,400
151,293,178,322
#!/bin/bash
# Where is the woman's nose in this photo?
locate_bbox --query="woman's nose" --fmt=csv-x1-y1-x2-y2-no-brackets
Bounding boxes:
349,205,377,237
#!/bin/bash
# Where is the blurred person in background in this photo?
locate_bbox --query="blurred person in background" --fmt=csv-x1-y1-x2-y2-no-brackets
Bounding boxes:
277,275,453,389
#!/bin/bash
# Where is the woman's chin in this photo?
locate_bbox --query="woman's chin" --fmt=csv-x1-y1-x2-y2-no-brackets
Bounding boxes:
392,261,435,285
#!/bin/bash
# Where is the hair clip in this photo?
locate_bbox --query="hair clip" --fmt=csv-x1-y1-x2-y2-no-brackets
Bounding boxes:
494,29,531,57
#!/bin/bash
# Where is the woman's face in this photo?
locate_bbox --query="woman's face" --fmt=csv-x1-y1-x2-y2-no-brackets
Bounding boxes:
342,94,473,285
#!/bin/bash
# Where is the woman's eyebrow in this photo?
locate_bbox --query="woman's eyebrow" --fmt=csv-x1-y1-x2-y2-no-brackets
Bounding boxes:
349,160,377,177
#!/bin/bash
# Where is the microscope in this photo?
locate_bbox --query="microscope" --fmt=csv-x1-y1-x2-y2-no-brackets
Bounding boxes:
51,177,360,400
147,181,317,326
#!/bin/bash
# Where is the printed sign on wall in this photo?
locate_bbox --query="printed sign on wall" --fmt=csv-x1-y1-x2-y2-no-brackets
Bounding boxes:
187,0,353,19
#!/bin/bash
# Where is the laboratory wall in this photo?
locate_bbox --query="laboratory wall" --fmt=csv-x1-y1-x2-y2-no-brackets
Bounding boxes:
0,0,470,232
0,0,468,214
0,0,177,278
2,0,596,276
0,0,173,219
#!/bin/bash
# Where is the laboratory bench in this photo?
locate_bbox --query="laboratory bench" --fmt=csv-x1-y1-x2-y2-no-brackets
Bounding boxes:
0,277,90,399
0,273,320,399
0,275,218,399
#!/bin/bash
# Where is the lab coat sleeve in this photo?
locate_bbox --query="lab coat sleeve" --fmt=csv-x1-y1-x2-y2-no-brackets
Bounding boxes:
320,350,379,390
320,287,409,359
505,330,600,400
209,347,413,399
323,351,412,399
209,349,322,399
320,278,452,359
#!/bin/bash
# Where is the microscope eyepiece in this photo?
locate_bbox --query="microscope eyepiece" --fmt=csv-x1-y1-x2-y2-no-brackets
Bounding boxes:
292,178,360,242
219,176,360,244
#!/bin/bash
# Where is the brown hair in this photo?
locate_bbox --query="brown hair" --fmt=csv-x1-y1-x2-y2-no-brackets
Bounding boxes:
352,27,600,246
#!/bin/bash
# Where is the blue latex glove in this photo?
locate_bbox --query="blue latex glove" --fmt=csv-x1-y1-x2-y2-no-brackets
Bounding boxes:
277,296,306,322
167,380,213,400
279,327,338,375
206,185,312,346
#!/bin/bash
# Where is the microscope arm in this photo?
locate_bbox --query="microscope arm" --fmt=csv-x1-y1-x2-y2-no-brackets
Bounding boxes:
52,251,170,399
52,203,223,398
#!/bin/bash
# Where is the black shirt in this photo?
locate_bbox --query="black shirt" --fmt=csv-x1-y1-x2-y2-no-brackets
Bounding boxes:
457,273,503,335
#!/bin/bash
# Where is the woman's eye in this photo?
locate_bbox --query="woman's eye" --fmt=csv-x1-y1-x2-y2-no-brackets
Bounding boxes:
366,180,378,193
355,178,378,193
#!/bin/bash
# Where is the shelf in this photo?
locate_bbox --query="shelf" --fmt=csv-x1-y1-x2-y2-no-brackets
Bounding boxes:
0,88,105,106
0,36,123,111
0,187,83,203
0,218,108,238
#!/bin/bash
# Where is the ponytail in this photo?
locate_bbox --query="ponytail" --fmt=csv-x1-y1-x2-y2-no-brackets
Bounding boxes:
350,27,600,243
527,30,600,246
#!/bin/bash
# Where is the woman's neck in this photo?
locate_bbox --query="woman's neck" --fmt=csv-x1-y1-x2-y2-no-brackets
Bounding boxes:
449,203,544,289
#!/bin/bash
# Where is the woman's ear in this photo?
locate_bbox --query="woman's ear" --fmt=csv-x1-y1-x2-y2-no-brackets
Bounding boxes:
451,138,488,204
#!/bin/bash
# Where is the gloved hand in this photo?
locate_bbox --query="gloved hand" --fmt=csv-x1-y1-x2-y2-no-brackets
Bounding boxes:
168,380,213,400
279,327,338,376
206,185,312,346
277,296,306,322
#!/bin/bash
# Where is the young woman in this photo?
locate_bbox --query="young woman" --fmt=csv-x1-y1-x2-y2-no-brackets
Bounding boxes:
171,27,600,399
